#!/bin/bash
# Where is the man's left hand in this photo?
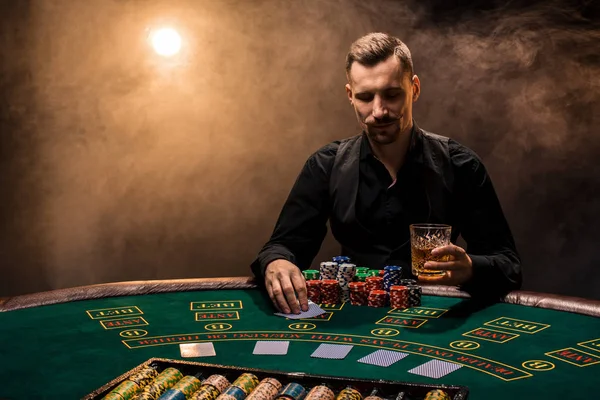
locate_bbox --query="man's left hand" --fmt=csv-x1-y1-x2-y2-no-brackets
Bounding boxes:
418,244,473,286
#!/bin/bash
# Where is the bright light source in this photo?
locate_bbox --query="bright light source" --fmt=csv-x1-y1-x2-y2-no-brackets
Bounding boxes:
151,28,182,57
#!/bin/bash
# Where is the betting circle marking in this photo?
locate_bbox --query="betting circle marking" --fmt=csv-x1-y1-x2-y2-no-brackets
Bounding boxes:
371,328,400,337
204,323,233,332
119,329,148,338
450,340,480,350
522,360,555,371
288,323,316,331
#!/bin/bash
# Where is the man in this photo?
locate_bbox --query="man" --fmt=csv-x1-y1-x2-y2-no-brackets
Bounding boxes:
251,32,522,314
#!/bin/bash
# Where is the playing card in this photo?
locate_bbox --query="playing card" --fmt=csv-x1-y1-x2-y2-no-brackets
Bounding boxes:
408,359,462,379
311,344,354,359
274,301,326,319
179,342,216,358
253,341,289,355
357,350,408,367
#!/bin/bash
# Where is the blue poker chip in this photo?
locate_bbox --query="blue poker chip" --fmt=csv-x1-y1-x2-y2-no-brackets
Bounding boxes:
384,265,402,272
333,256,351,263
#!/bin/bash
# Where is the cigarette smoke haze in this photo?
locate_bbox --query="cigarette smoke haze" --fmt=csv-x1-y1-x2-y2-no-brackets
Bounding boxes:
0,0,598,298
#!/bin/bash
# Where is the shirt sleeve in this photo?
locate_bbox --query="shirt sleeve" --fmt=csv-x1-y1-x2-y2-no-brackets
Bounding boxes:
250,144,337,283
449,140,523,297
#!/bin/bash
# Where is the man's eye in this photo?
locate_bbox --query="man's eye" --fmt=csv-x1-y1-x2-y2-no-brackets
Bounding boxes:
356,95,373,102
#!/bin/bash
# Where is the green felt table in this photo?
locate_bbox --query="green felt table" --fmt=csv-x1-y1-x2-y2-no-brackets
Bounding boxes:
1,278,599,400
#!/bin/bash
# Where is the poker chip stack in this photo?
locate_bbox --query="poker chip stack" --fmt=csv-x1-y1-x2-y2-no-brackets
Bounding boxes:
335,387,363,400
366,270,379,277
136,367,184,400
320,280,340,304
389,285,410,309
246,378,282,400
216,373,259,400
406,284,422,307
104,367,159,400
276,382,307,400
160,375,203,400
306,280,322,304
336,263,356,303
319,262,339,280
354,273,368,282
302,270,320,280
189,375,231,400
348,282,368,305
305,385,335,400
365,277,384,293
332,256,351,264
424,389,451,400
383,266,402,292
367,290,388,307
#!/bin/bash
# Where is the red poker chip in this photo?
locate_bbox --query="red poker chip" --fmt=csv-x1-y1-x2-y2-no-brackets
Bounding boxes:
349,282,368,291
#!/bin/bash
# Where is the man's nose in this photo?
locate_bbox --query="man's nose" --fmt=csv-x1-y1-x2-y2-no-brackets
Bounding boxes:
372,96,388,119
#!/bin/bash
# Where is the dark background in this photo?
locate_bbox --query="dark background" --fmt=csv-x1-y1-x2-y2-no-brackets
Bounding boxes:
1,0,598,298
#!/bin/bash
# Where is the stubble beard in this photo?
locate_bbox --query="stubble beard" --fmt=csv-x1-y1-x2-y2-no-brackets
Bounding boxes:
365,120,403,146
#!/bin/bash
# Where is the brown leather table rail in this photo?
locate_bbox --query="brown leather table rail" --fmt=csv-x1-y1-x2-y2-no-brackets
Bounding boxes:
1,277,600,317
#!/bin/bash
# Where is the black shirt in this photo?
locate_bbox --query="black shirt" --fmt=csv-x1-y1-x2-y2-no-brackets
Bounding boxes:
251,125,522,296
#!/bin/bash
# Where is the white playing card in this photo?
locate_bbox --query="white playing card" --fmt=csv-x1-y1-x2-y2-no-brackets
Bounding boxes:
408,359,462,379
180,342,216,358
274,301,326,319
357,350,408,367
311,344,354,359
253,341,289,355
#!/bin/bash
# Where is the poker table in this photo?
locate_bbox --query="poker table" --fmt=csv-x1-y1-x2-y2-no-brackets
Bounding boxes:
1,277,599,400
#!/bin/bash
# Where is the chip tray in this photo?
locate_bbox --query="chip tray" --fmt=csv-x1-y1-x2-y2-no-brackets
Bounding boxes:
83,357,469,400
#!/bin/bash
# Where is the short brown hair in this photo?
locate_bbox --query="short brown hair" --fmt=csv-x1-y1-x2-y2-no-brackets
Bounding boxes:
345,33,414,81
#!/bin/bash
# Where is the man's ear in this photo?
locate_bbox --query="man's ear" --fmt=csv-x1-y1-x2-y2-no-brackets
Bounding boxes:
412,75,421,102
345,83,353,104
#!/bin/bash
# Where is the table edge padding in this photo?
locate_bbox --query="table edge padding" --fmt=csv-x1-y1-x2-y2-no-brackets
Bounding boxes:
1,278,599,317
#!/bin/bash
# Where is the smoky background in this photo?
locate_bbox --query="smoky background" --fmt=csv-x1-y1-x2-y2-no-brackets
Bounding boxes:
1,0,598,298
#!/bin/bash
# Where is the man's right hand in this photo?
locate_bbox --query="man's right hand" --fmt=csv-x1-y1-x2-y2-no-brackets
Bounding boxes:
265,259,309,314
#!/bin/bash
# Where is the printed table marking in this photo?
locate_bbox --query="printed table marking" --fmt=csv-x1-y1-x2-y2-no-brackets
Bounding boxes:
100,317,149,330
288,323,317,331
204,323,233,332
484,317,550,334
578,338,600,354
190,301,243,311
450,340,480,350
463,327,520,343
298,312,333,321
318,303,345,311
376,316,427,329
388,306,448,318
119,329,149,338
195,311,240,322
86,306,143,320
121,330,532,381
521,360,555,371
545,347,600,368
371,328,400,337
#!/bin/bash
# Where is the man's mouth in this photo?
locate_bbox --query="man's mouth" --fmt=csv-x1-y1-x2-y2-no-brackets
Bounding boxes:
372,121,396,127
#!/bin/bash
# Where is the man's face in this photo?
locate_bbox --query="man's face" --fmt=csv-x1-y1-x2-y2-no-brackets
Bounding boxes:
346,56,420,146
